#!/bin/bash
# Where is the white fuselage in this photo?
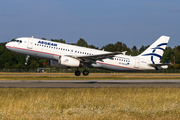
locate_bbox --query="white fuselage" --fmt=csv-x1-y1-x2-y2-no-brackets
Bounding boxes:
6,37,157,71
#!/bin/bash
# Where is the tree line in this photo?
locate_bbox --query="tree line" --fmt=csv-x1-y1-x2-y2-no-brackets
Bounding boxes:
0,38,179,69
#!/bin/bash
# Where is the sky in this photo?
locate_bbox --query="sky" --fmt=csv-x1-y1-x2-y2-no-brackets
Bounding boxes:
0,0,180,49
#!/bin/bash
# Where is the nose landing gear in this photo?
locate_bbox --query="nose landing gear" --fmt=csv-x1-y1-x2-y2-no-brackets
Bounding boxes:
25,55,30,65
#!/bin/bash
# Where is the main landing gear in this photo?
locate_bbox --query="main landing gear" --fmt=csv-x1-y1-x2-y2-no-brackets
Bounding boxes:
75,68,89,76
75,69,81,76
82,70,89,76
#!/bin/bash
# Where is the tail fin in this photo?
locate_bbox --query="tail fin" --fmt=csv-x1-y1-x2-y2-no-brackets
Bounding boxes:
138,36,170,64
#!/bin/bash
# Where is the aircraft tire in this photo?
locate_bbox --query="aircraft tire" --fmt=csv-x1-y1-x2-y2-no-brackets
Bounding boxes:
75,70,81,76
83,70,89,76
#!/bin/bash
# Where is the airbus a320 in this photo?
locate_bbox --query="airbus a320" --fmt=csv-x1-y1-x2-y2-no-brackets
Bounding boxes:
6,36,170,76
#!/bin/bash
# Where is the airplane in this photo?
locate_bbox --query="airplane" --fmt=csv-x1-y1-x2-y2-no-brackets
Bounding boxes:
5,36,170,76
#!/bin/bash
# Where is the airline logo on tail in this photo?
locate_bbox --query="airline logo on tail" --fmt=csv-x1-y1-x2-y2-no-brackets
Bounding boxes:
142,43,167,64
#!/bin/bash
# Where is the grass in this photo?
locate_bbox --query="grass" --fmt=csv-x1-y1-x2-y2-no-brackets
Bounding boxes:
0,73,180,80
0,88,180,119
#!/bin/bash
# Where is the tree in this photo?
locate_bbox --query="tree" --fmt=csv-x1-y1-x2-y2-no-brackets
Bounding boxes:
76,38,88,47
51,39,66,43
138,45,149,54
101,44,115,52
173,46,180,64
114,41,131,55
88,45,98,49
131,46,138,56
4,62,10,69
161,47,174,63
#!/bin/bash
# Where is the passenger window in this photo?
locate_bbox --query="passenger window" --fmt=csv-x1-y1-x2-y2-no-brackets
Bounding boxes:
20,40,22,43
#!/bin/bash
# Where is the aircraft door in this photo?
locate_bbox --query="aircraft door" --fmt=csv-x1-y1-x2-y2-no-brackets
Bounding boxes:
134,58,139,68
27,39,33,49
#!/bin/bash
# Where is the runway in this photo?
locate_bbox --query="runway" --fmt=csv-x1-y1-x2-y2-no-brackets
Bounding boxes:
1,80,180,88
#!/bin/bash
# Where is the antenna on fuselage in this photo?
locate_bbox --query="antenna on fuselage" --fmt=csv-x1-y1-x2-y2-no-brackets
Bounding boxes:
31,36,34,38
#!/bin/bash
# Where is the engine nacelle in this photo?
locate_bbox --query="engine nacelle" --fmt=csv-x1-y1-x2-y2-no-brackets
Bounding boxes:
48,60,67,68
59,56,80,67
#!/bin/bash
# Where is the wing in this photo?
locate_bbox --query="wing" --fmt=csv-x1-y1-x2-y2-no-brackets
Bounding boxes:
66,51,122,63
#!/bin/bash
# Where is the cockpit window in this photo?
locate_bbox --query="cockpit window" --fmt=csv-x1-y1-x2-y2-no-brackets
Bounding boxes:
12,40,22,43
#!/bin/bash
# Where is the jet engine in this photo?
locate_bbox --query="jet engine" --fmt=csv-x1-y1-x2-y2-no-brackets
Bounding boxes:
59,56,80,67
48,60,67,68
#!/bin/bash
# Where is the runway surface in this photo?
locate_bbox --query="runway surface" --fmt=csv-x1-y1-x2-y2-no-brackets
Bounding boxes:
1,80,180,88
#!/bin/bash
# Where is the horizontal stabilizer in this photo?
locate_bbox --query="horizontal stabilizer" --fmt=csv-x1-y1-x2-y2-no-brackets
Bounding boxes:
148,63,172,67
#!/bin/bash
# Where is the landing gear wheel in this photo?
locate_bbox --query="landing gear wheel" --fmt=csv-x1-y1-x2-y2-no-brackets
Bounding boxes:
75,70,81,76
83,70,89,76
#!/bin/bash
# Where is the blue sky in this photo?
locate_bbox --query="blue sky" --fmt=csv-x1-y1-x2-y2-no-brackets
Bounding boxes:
0,0,180,49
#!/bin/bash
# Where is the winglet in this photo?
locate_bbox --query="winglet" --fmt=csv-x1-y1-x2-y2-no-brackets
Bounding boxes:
122,51,127,55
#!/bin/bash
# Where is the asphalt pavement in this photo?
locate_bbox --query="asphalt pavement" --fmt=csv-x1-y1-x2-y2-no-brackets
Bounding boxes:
0,80,180,88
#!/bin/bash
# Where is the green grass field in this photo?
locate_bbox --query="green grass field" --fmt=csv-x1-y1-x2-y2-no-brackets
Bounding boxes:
0,88,180,119
0,73,180,119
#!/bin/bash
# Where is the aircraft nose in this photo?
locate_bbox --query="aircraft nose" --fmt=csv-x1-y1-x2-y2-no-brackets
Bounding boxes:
5,42,13,50
5,42,9,47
